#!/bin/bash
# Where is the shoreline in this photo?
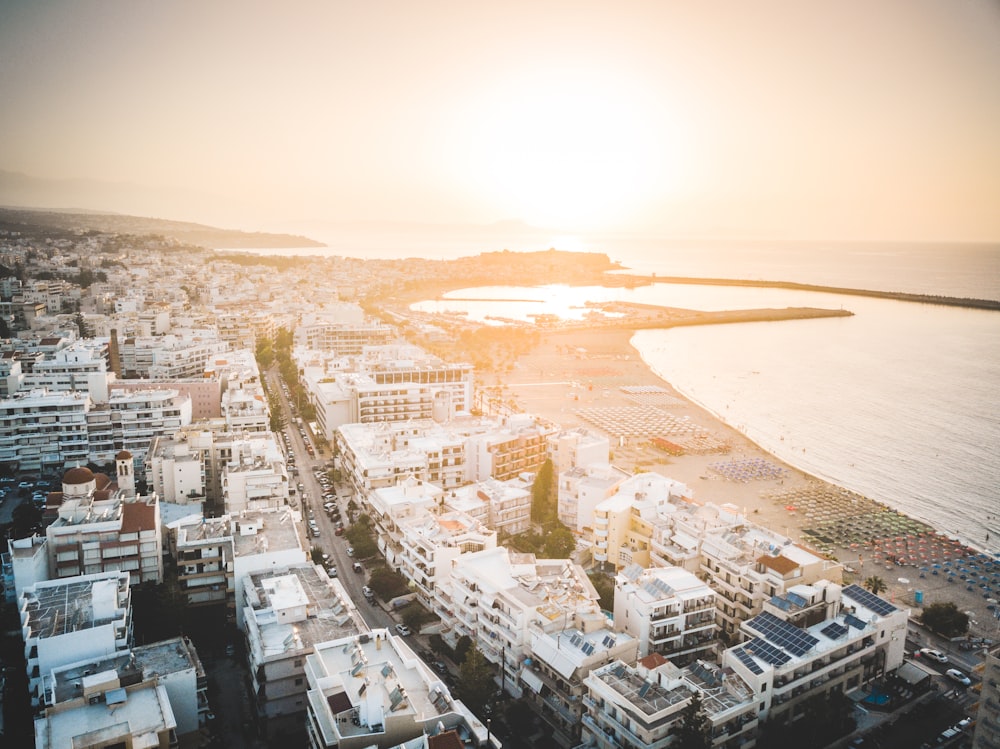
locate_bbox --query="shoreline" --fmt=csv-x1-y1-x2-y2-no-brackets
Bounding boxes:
498,326,1000,638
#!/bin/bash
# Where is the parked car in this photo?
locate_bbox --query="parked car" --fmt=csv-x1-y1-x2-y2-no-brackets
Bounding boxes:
432,661,448,674
346,546,355,557
335,526,344,536
919,648,949,663
362,586,374,599
327,565,338,577
946,668,972,686
395,624,412,636
352,562,363,573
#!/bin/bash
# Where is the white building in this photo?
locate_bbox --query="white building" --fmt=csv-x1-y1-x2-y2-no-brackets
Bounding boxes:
222,435,290,514
613,564,718,664
580,654,759,749
146,433,207,505
168,515,234,608
20,571,133,706
722,581,908,723
558,462,630,535
242,564,367,737
232,509,309,628
446,476,533,537
303,629,490,749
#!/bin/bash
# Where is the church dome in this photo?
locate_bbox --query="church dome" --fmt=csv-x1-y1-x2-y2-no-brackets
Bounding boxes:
115,450,133,461
63,466,96,485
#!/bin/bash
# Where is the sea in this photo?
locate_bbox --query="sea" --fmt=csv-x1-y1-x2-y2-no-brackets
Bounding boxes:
230,235,1000,554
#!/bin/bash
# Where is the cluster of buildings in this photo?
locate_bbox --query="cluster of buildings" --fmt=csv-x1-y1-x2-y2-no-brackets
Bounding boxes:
0,232,962,748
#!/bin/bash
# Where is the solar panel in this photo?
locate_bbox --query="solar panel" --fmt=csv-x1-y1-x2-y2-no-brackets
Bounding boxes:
770,596,791,611
844,613,867,630
746,611,819,656
745,638,791,666
732,647,764,675
786,592,808,608
821,622,848,640
638,681,653,698
842,584,898,616
582,641,595,656
602,635,616,648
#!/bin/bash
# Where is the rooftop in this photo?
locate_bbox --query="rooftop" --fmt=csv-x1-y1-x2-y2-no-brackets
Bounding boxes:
21,573,128,640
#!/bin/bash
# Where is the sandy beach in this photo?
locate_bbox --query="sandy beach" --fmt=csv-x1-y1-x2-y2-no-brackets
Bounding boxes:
498,326,1000,640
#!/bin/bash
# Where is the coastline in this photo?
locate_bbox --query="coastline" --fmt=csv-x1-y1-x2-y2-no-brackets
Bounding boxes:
499,326,1000,638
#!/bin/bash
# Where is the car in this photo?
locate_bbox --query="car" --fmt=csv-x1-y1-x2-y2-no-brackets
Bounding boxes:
395,624,412,636
362,586,374,599
311,528,321,538
327,565,338,577
432,661,448,674
335,526,344,536
352,562,363,573
346,546,355,556
946,668,972,686
919,648,949,663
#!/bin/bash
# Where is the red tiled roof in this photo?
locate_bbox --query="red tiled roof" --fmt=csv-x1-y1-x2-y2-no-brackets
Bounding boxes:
428,731,464,749
639,652,669,670
121,500,156,533
757,554,800,574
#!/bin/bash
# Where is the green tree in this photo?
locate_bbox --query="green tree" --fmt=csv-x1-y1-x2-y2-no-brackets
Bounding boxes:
458,646,495,714
455,634,473,663
920,601,969,637
863,575,887,595
530,459,554,523
543,523,576,558
368,567,409,601
674,693,712,749
588,572,615,611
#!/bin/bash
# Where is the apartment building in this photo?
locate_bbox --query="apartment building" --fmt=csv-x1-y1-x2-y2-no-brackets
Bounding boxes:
558,463,630,535
242,564,367,737
722,581,907,723
0,389,90,472
973,644,1000,749
580,655,759,749
44,461,163,585
521,624,639,747
86,386,193,466
19,571,133,706
395,510,496,607
42,636,209,736
464,413,555,483
368,476,444,566
446,476,533,537
435,547,606,703
221,440,290,515
167,515,234,608
294,319,395,355
614,564,718,665
303,629,488,749
146,433,207,504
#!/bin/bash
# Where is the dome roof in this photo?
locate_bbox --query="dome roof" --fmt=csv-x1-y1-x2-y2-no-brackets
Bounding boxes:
115,450,133,460
63,466,96,485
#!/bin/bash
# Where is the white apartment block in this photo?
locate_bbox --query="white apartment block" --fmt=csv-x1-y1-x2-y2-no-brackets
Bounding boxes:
86,386,193,466
6,534,48,602
697,522,843,639
35,678,178,749
221,434,290,514
446,476,533,537
464,413,555,483
242,564,367,737
232,509,309,628
435,547,607,702
337,420,467,499
303,629,488,749
614,564,718,665
222,379,271,433
43,636,209,737
580,654,759,749
294,319,395,355
521,624,639,748
146,433,207,504
45,462,163,585
395,510,497,607
168,515,234,608
118,334,229,379
549,427,611,476
0,389,90,471
722,581,907,724
20,571,133,706
558,462,630,535
368,477,444,566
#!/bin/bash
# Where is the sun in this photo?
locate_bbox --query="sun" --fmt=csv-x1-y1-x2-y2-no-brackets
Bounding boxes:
453,67,679,230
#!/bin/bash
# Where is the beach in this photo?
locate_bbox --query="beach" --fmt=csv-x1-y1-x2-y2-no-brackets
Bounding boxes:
498,326,1000,640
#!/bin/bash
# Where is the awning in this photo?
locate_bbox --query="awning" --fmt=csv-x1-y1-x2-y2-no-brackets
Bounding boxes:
896,661,930,685
520,669,544,694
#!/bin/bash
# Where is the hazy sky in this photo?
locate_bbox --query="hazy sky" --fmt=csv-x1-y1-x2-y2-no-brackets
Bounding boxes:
1,0,998,240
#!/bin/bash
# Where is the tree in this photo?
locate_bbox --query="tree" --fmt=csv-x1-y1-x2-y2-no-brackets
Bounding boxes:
455,635,473,663
920,601,969,638
588,572,615,611
674,693,712,749
458,646,496,714
543,523,576,558
863,575,887,595
530,459,554,523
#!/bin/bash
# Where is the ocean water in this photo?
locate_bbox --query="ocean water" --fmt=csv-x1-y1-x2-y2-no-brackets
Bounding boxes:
414,282,1000,554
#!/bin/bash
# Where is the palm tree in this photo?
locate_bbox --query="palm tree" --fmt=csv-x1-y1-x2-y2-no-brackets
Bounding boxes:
864,575,888,595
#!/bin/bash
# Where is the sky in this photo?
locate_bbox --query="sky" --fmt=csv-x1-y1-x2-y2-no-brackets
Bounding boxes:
1,0,999,241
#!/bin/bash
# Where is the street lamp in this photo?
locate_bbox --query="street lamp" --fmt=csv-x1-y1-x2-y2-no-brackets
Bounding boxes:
486,718,491,747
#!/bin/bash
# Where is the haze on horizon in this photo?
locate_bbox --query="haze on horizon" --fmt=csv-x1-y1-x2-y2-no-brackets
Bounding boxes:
1,0,998,244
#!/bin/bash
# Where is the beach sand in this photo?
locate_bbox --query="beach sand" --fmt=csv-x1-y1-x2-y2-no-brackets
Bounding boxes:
498,326,1000,640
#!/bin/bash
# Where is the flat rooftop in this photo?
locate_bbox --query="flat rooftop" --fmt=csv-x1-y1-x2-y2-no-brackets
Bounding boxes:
22,574,127,640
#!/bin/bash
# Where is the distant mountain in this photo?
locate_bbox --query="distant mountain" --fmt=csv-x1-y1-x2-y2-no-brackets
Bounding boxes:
0,205,323,249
